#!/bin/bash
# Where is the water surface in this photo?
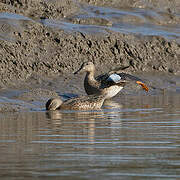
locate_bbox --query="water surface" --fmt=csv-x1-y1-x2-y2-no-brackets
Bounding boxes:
0,94,180,179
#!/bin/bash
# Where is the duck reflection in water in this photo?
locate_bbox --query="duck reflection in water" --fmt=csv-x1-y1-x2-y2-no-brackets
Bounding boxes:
45,99,125,155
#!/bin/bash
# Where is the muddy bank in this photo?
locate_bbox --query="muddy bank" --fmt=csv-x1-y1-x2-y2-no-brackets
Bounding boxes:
0,1,179,86
0,22,179,85
0,0,179,92
0,23,179,85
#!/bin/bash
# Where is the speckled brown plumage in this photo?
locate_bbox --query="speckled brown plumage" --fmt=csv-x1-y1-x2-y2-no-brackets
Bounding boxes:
46,94,106,111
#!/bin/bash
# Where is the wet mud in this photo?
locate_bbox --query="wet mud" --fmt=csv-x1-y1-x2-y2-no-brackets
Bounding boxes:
0,0,180,112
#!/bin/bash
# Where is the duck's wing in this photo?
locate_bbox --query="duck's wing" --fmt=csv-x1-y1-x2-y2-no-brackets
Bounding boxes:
117,72,143,82
97,72,149,91
96,73,110,82
97,72,145,83
95,73,112,88
96,73,125,88
117,73,149,91
63,95,105,110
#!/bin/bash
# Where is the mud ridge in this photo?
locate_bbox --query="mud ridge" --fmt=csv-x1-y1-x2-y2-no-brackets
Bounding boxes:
0,0,179,88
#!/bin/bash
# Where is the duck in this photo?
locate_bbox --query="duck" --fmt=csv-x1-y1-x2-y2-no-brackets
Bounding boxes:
74,61,148,99
46,94,106,111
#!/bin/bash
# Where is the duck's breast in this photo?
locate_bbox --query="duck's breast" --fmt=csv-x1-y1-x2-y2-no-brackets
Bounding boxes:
102,85,123,99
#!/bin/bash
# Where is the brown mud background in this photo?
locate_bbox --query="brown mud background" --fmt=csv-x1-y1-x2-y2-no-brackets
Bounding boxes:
0,0,180,112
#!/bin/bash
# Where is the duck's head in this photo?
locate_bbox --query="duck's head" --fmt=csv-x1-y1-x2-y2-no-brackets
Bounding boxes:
74,61,95,74
46,98,63,111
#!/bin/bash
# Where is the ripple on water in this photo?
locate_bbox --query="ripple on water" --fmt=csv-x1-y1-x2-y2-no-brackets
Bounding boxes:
0,94,180,179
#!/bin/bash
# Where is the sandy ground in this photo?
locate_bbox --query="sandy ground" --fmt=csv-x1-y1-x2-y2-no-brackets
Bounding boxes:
0,0,180,112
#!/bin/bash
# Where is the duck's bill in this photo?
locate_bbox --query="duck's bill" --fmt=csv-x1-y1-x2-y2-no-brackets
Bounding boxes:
74,69,80,75
74,67,84,75
136,81,149,92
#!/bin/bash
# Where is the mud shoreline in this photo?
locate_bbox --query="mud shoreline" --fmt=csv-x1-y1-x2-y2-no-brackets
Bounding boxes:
0,1,179,85
0,0,180,112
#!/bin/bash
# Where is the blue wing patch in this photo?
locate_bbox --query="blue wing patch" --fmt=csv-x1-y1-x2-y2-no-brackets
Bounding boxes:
107,74,121,83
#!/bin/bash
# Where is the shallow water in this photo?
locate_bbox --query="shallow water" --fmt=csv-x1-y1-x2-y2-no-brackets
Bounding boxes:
66,4,180,39
0,2,180,42
0,94,180,179
41,3,180,41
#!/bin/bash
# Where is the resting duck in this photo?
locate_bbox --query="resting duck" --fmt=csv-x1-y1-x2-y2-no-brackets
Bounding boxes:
46,94,106,111
74,61,148,99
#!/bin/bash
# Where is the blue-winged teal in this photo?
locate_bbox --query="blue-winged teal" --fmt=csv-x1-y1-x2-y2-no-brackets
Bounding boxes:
46,94,106,111
74,61,148,99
